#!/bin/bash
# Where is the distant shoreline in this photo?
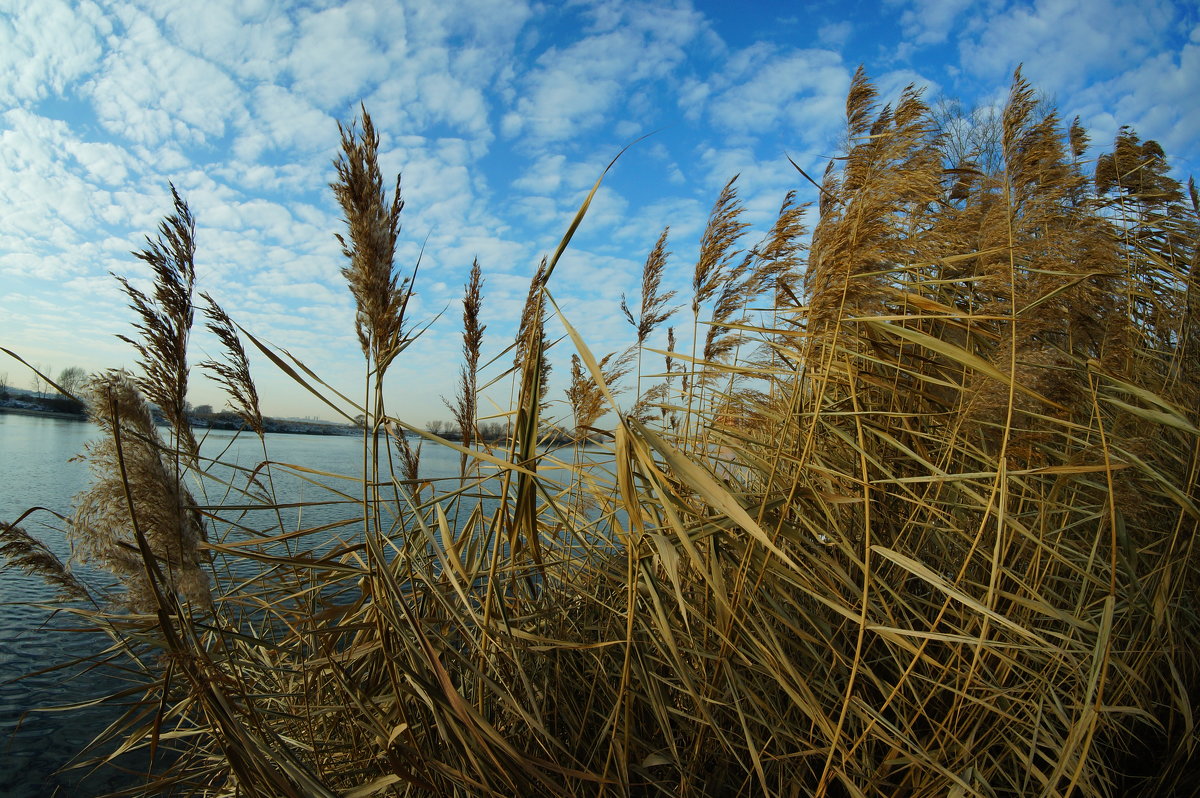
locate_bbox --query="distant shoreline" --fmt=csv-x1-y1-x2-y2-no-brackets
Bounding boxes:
0,401,356,436
0,405,87,421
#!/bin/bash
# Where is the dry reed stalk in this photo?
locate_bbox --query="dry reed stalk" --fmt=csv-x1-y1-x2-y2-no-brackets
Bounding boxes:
333,106,411,379
447,258,485,477
622,226,678,409
513,257,552,419
115,183,199,461
199,292,264,436
622,226,678,347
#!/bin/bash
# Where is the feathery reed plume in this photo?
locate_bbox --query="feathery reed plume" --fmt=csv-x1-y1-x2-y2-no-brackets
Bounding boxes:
665,326,676,376
394,430,422,490
692,176,748,316
1068,115,1089,160
621,227,677,346
817,158,840,219
708,190,807,348
446,259,485,475
746,193,809,388
1001,66,1037,175
806,70,941,335
70,370,210,611
566,348,634,438
752,191,808,302
333,106,411,378
566,354,596,439
702,251,753,364
685,177,748,445
0,522,90,602
1096,127,1185,208
845,64,877,142
114,183,198,460
514,258,551,407
199,292,263,437
622,226,678,402
633,324,682,429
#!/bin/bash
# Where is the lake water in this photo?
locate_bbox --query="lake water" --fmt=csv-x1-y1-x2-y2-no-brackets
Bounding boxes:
0,412,475,796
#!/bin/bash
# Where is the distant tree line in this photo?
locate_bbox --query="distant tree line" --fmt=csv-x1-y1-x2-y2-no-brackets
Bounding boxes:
423,419,512,442
0,366,88,416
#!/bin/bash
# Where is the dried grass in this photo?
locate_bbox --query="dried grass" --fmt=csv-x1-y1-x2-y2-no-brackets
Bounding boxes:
4,70,1199,798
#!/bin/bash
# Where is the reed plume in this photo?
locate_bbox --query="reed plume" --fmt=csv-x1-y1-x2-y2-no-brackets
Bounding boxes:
805,68,941,334
701,250,753,365
114,183,199,460
566,348,634,439
753,190,808,302
514,257,551,410
0,522,90,602
333,106,412,378
634,324,680,429
621,226,678,405
686,176,748,445
446,259,485,475
69,370,210,611
394,428,422,490
621,227,677,346
691,176,748,317
199,292,264,437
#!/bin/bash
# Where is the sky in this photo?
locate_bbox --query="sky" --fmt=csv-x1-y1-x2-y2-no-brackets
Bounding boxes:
1,0,1197,426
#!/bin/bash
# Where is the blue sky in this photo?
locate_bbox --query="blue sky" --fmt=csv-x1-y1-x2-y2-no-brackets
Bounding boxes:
2,0,1197,425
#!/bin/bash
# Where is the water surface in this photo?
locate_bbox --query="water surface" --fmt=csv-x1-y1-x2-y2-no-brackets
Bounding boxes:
0,412,610,795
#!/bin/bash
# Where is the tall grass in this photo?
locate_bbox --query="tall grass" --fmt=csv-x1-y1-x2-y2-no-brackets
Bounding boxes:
4,68,1199,797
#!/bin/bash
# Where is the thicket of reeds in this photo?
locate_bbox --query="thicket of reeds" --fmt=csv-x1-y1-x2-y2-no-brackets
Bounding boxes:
4,67,1199,797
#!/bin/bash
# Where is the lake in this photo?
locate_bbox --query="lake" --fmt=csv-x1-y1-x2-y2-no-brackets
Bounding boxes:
0,412,481,796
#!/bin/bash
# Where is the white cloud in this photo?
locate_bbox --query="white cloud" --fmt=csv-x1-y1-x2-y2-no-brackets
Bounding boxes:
232,85,334,161
503,1,705,142
284,1,403,110
0,110,138,247
890,0,980,47
874,68,941,108
818,21,853,48
512,154,568,194
960,0,1177,93
702,46,850,148
64,140,133,185
1069,22,1200,162
138,0,296,84
86,6,247,145
0,0,109,103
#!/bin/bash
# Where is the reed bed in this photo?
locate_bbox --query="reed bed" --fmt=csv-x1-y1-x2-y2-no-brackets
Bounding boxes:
4,69,1199,797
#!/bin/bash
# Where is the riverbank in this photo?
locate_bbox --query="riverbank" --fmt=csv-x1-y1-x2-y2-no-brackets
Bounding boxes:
0,398,356,436
0,405,87,421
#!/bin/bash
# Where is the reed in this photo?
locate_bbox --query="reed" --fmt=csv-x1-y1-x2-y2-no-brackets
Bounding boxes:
447,258,486,477
114,182,200,463
3,68,1198,798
